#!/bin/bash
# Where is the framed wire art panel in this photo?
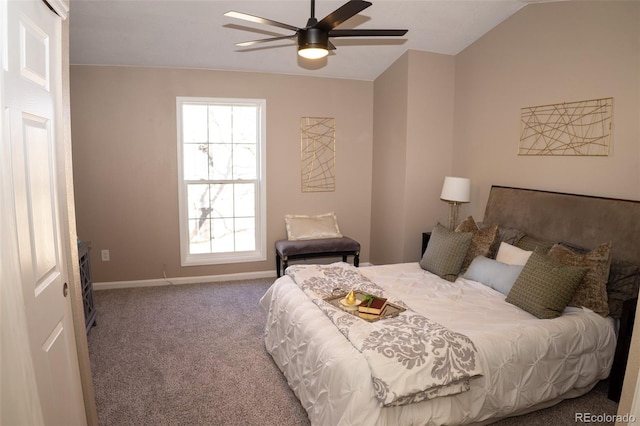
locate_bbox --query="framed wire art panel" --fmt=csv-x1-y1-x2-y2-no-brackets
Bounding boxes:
301,117,336,192
519,97,613,156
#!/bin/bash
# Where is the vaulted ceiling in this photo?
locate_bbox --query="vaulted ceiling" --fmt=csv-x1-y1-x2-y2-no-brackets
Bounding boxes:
69,0,544,81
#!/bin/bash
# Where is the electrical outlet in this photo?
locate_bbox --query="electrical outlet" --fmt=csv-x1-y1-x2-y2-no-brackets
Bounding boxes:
101,249,110,261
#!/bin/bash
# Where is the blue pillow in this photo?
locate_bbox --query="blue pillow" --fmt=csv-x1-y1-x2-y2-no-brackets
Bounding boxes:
463,256,524,296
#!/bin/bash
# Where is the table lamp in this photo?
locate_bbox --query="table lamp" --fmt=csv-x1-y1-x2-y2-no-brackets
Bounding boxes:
440,177,471,230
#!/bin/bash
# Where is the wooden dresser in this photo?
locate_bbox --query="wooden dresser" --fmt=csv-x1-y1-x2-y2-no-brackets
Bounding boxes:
78,241,97,333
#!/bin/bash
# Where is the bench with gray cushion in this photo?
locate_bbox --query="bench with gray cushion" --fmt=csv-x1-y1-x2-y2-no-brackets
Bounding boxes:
275,237,361,277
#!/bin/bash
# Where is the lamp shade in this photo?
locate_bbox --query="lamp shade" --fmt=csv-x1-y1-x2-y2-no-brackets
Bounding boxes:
440,177,471,203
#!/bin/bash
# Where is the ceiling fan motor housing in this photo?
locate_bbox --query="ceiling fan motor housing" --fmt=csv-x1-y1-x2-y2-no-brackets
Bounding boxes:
298,28,329,50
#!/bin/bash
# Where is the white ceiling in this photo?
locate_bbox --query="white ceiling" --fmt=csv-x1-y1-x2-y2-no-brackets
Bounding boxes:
69,0,541,81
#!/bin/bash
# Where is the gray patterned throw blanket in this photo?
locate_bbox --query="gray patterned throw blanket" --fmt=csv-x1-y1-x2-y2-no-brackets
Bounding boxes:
286,262,482,407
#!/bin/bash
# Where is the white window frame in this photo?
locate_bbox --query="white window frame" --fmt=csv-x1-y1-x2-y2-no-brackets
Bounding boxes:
176,97,267,266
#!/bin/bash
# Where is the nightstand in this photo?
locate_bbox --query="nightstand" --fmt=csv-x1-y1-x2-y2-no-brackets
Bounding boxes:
421,232,431,257
78,241,97,333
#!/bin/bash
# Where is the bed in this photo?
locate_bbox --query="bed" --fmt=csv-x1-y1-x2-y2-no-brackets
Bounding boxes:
259,186,640,425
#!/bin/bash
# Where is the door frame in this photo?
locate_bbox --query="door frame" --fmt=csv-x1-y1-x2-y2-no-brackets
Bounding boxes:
56,3,98,425
0,0,97,423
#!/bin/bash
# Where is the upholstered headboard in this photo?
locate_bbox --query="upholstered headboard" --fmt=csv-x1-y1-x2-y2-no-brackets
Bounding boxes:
483,185,640,266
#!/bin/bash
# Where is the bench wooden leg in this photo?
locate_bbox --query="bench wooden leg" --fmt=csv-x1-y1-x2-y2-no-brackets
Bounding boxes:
276,252,282,277
342,253,360,266
275,254,289,277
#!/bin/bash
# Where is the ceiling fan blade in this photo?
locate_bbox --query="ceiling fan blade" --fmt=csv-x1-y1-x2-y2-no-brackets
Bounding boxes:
315,0,372,31
329,29,408,37
225,11,300,33
235,35,297,47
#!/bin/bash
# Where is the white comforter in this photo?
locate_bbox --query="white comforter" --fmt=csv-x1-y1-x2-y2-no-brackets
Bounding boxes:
259,262,617,425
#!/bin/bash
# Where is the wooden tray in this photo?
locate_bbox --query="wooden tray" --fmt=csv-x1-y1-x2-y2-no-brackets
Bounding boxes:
324,292,405,322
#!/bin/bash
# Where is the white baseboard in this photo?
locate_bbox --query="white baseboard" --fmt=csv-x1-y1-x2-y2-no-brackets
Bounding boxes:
93,270,277,290
93,262,373,291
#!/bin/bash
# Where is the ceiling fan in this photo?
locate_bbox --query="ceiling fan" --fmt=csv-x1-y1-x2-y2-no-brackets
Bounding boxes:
224,0,408,59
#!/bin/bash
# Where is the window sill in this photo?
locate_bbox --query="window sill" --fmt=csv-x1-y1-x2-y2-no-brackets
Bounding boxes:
181,251,267,267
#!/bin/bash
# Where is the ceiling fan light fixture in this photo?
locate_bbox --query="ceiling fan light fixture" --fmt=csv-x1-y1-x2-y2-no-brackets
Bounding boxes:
297,28,329,59
298,46,329,59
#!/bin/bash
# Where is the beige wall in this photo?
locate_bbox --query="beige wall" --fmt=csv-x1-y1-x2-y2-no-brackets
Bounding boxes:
452,1,640,418
70,66,373,282
404,50,456,259
370,53,409,264
454,1,640,220
370,50,455,264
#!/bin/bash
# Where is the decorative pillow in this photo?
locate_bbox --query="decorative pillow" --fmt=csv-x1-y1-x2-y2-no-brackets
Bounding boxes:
496,226,527,248
516,235,556,253
505,248,588,319
455,216,499,272
496,242,533,266
547,242,612,317
607,258,640,319
419,223,473,282
463,256,524,296
284,212,342,241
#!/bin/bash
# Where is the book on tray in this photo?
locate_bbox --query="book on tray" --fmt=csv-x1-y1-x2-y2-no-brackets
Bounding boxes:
358,308,387,320
358,295,387,315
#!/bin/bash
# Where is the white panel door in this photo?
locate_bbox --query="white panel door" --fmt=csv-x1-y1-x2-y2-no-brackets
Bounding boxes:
2,0,85,424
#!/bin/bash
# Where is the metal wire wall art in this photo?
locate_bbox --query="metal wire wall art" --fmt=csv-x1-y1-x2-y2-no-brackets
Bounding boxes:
300,117,336,192
519,97,613,156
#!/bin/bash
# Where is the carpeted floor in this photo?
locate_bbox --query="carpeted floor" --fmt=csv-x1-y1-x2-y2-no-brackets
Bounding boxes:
88,278,619,425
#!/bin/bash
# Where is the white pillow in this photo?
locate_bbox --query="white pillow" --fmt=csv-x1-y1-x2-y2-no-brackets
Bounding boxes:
495,242,532,266
285,212,342,241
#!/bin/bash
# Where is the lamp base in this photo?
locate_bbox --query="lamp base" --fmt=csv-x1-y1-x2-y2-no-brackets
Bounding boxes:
447,202,460,231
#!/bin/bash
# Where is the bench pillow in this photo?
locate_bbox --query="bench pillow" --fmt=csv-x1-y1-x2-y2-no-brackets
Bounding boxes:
285,212,343,241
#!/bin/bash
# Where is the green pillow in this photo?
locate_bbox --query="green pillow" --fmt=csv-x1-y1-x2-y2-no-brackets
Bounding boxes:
419,223,472,282
515,235,555,253
506,248,587,319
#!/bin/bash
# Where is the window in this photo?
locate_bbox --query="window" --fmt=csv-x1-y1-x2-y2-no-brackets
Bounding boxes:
177,97,266,266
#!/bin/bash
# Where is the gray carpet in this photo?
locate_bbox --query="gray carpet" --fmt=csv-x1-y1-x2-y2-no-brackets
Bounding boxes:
88,278,619,425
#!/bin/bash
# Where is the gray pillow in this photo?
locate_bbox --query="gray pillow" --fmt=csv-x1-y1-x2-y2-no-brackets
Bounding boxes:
547,242,611,317
463,256,524,296
607,259,640,319
561,242,639,318
419,223,472,282
455,216,499,272
506,248,587,319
